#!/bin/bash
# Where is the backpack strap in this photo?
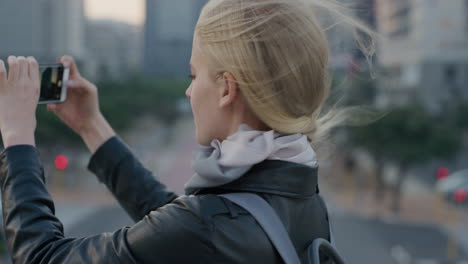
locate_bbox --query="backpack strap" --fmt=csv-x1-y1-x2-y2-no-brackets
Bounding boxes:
316,194,336,247
219,193,301,264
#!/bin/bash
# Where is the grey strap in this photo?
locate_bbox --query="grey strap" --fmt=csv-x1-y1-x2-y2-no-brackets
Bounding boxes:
329,221,336,247
219,193,301,264
317,195,336,247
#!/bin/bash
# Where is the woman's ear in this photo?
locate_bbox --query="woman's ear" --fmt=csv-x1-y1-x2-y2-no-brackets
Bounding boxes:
218,72,239,108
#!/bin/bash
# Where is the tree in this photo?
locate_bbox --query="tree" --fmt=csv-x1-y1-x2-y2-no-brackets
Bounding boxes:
34,73,189,147
348,104,462,213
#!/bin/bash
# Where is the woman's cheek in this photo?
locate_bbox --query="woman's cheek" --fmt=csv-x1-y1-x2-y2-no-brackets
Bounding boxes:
191,95,201,127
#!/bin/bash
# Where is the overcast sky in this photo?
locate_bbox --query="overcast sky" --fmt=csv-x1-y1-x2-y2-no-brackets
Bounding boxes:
85,0,145,25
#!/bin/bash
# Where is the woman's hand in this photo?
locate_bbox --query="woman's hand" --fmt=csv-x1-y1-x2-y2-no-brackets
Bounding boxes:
0,56,40,148
48,56,115,154
47,56,102,136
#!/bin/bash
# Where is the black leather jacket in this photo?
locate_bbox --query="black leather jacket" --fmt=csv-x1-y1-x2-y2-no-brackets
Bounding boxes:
0,136,330,263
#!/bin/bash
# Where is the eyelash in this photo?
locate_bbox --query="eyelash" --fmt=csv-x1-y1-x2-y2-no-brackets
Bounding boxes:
188,74,196,80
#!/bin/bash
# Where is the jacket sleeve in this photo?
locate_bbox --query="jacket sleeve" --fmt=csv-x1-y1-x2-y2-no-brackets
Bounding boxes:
0,145,215,264
87,136,179,222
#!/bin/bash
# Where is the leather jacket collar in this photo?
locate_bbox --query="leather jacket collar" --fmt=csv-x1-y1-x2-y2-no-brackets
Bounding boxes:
192,160,319,198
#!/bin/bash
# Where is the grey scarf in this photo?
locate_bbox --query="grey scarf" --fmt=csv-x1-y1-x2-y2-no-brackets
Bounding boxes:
184,124,318,195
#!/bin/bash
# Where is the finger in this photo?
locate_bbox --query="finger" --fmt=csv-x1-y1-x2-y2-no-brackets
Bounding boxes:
27,56,39,82
17,56,28,80
7,56,19,81
60,55,81,78
47,104,57,112
0,60,6,83
66,78,91,95
27,57,40,98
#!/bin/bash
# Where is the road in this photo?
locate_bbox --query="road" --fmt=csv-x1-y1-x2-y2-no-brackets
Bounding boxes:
331,212,468,263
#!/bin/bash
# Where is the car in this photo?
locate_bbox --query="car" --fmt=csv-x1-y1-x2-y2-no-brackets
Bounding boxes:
436,169,468,206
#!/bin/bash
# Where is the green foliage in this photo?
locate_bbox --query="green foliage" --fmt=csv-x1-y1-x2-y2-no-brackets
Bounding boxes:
349,104,462,166
34,73,190,146
0,240,4,256
343,73,377,106
327,71,377,109
35,105,81,145
451,102,468,130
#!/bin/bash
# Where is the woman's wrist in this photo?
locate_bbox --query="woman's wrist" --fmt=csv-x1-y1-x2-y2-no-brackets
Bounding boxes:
79,113,116,154
2,132,35,149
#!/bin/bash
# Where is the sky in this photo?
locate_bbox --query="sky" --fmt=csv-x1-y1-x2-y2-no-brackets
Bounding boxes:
85,0,145,25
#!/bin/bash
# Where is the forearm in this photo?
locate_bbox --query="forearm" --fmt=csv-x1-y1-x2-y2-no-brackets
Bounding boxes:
0,145,65,263
1,128,35,148
0,145,137,263
87,136,179,221
2,134,35,148
79,113,116,154
80,114,178,221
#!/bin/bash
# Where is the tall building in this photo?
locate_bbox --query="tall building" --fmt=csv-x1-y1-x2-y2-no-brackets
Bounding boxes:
0,0,85,62
355,0,376,28
326,0,376,73
376,0,468,113
352,0,376,62
85,19,143,81
144,0,207,77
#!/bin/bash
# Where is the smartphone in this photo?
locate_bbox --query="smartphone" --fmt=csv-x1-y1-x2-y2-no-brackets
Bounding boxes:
38,63,70,104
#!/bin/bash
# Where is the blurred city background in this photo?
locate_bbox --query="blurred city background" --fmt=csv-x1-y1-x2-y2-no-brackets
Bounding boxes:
0,0,467,263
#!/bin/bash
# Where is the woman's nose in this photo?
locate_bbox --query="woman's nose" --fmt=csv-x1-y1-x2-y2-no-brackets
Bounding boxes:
185,85,192,99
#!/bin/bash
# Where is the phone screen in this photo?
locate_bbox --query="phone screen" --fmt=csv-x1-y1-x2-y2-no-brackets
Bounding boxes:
39,65,65,103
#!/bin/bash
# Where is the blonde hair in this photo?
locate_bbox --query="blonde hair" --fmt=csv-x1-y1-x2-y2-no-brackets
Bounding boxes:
195,0,376,144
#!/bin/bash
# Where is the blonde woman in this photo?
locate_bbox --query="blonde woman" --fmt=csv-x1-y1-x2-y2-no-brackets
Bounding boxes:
0,0,373,263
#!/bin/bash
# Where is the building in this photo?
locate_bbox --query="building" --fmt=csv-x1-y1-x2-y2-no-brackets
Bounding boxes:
326,0,376,73
0,0,85,62
352,0,376,62
85,19,143,81
376,0,468,113
144,0,207,77
355,0,377,28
